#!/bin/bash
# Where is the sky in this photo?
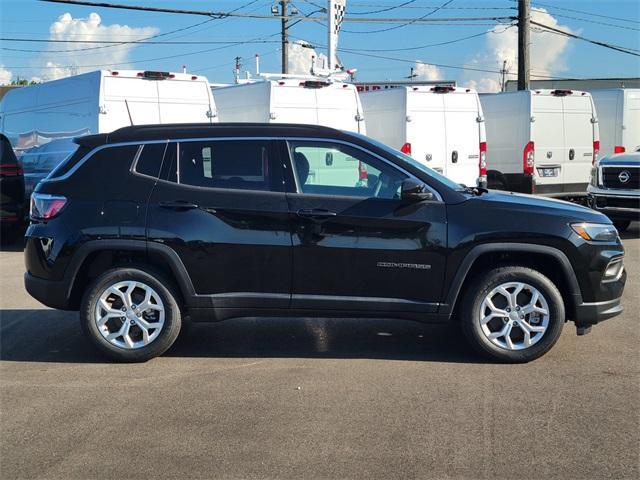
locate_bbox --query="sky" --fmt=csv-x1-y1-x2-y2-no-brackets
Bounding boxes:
0,0,639,91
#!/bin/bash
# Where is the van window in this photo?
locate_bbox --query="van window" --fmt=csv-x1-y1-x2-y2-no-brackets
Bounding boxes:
166,140,280,192
288,141,407,199
134,143,167,178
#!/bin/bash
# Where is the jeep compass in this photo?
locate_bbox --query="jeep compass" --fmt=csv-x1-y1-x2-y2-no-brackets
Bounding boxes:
24,124,626,362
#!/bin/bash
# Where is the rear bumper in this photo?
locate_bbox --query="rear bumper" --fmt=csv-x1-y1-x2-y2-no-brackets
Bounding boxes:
24,272,73,310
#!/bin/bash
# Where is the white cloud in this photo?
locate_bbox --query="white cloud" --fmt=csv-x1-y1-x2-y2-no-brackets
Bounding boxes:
0,65,12,85
35,12,158,81
288,40,326,75
463,9,575,92
412,62,443,81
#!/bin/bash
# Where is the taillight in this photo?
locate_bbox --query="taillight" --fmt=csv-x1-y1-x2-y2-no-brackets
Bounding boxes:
614,145,625,154
592,140,600,164
479,142,487,176
30,193,67,220
0,163,23,177
401,143,412,155
523,141,535,175
358,161,368,181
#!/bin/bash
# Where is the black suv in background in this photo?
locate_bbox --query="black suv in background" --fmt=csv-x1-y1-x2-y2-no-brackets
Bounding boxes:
24,124,626,363
0,133,25,242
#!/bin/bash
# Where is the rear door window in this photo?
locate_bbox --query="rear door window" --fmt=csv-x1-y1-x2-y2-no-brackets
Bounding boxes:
134,142,167,178
163,140,282,192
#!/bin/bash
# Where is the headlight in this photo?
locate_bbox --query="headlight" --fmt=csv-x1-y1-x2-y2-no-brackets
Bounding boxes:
571,222,618,242
589,166,598,186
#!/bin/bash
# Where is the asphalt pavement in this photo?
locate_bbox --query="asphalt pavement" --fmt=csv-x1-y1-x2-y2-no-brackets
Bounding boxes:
1,226,639,480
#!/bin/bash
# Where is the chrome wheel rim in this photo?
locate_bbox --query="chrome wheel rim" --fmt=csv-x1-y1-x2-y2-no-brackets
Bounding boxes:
95,281,165,350
479,282,550,351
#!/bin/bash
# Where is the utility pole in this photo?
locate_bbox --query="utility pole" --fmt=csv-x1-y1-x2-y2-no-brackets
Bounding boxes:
281,0,289,74
517,0,530,90
500,60,509,92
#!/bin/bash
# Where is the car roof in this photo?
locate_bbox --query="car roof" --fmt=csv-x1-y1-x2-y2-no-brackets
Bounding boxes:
75,123,353,148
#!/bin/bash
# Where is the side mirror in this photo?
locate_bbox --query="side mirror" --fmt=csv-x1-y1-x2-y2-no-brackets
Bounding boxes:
325,152,334,166
401,178,434,202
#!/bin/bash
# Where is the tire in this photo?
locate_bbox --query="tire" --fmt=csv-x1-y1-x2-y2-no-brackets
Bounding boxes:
613,220,631,232
460,266,564,363
80,267,182,362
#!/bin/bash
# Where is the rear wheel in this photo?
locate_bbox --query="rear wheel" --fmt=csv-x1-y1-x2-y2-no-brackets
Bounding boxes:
80,267,182,362
460,266,564,363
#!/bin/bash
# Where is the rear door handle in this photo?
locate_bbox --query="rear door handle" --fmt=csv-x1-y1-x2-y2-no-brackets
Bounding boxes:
297,208,337,220
159,200,199,210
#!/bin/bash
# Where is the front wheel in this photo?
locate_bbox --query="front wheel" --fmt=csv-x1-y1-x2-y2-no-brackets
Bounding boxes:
80,267,182,362
460,266,565,363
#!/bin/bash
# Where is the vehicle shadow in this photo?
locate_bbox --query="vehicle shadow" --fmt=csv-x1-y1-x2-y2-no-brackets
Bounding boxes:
0,309,480,364
620,222,639,240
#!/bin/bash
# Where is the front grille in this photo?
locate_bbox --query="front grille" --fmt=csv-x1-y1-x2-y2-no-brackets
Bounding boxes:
602,166,640,189
595,196,640,210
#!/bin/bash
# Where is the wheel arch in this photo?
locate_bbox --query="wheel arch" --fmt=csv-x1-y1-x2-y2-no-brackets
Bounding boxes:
442,243,583,321
65,240,195,309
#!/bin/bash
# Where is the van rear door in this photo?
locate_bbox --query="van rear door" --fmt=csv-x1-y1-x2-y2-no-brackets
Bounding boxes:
270,82,318,125
406,92,446,176
562,93,595,193
315,83,363,133
100,75,161,131
531,94,565,193
443,92,481,186
157,77,216,124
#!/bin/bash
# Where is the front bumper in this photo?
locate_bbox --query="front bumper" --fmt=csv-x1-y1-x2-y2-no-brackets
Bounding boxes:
587,185,640,221
574,296,624,327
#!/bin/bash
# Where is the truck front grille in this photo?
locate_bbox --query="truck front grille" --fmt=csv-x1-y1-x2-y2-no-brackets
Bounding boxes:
602,166,640,190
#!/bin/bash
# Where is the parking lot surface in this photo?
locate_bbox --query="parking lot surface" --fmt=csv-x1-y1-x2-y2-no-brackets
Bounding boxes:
1,226,639,480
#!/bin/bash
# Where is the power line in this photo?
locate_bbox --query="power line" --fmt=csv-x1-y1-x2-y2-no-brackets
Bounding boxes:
529,0,639,24
0,38,282,54
531,20,640,56
39,1,514,24
341,0,457,34
348,0,419,15
547,12,640,32
9,0,263,54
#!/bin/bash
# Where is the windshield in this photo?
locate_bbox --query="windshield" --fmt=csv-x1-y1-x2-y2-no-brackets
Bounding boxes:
346,132,463,191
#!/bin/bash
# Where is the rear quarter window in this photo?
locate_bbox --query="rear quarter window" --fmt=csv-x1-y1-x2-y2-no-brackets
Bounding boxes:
134,143,167,178
47,145,91,179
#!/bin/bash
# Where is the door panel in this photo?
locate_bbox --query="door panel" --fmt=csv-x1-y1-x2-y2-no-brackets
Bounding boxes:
562,96,594,191
532,96,565,188
147,139,292,308
443,94,480,186
284,140,447,311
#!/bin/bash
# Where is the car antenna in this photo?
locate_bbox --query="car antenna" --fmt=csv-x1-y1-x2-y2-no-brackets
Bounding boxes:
124,99,134,126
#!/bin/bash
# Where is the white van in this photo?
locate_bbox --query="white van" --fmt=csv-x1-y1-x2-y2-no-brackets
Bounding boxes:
360,86,487,187
480,89,599,197
0,69,217,196
589,88,640,156
211,77,365,134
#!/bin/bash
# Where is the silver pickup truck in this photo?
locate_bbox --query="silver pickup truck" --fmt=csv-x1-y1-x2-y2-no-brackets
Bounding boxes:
588,152,640,232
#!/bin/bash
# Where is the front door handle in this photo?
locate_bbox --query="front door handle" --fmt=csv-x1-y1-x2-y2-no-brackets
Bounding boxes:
297,208,337,220
159,200,199,210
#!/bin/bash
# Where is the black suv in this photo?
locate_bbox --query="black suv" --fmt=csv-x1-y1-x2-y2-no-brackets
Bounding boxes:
24,124,626,363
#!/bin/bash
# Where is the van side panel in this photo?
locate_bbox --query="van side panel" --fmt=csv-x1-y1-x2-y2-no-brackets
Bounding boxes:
622,89,640,152
359,88,406,151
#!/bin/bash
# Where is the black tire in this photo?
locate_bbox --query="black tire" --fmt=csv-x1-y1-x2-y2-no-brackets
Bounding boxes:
80,267,182,362
613,220,631,232
460,266,565,363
